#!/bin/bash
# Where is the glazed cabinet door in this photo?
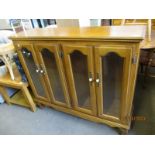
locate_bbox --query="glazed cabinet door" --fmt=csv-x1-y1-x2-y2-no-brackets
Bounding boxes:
95,45,132,122
34,43,70,108
15,43,50,102
62,44,96,115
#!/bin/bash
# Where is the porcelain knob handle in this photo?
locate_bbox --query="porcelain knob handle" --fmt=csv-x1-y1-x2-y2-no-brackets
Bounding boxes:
89,78,93,82
96,79,100,83
36,69,39,73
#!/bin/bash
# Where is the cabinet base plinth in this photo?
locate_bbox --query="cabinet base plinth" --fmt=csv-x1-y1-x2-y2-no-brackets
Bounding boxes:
34,98,129,134
119,128,129,135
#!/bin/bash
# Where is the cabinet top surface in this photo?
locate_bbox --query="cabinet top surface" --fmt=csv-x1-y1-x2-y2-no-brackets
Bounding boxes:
10,26,146,41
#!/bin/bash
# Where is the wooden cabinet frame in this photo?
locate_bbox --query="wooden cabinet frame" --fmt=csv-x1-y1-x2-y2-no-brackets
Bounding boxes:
13,41,140,132
62,44,97,115
15,42,50,102
11,25,145,134
94,45,132,123
34,43,71,108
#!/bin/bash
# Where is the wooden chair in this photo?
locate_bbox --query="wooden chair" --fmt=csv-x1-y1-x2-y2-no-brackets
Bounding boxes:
10,19,32,34
121,19,152,41
0,43,15,80
121,19,155,87
140,47,155,87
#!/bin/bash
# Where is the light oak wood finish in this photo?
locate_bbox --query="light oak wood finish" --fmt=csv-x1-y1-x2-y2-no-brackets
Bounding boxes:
15,43,51,102
0,43,15,80
62,44,97,115
112,19,155,30
34,97,128,129
10,26,145,41
34,43,71,108
95,45,132,123
10,26,145,134
0,67,36,111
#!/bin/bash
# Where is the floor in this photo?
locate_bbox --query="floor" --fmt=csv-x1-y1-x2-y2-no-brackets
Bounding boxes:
0,75,155,135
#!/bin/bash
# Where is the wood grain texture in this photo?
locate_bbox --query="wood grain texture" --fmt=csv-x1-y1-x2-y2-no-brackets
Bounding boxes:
15,43,51,102
0,67,36,111
10,26,146,41
34,43,71,108
10,26,145,133
94,45,132,124
62,44,97,115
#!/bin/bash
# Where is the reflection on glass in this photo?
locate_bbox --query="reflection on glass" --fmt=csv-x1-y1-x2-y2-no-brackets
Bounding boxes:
70,50,91,109
41,48,65,103
102,52,123,118
21,48,46,97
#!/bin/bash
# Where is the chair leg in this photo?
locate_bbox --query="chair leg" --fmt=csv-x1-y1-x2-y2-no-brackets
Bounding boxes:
3,55,15,80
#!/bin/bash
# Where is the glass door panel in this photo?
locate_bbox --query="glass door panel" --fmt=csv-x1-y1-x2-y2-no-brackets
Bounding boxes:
95,46,131,121
17,44,50,101
101,53,123,118
62,44,96,115
41,48,65,103
70,51,91,109
34,44,70,107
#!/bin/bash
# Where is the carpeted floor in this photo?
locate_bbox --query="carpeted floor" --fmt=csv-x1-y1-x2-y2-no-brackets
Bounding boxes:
0,75,154,135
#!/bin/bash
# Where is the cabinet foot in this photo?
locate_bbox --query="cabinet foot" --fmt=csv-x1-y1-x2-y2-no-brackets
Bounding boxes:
119,128,129,135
